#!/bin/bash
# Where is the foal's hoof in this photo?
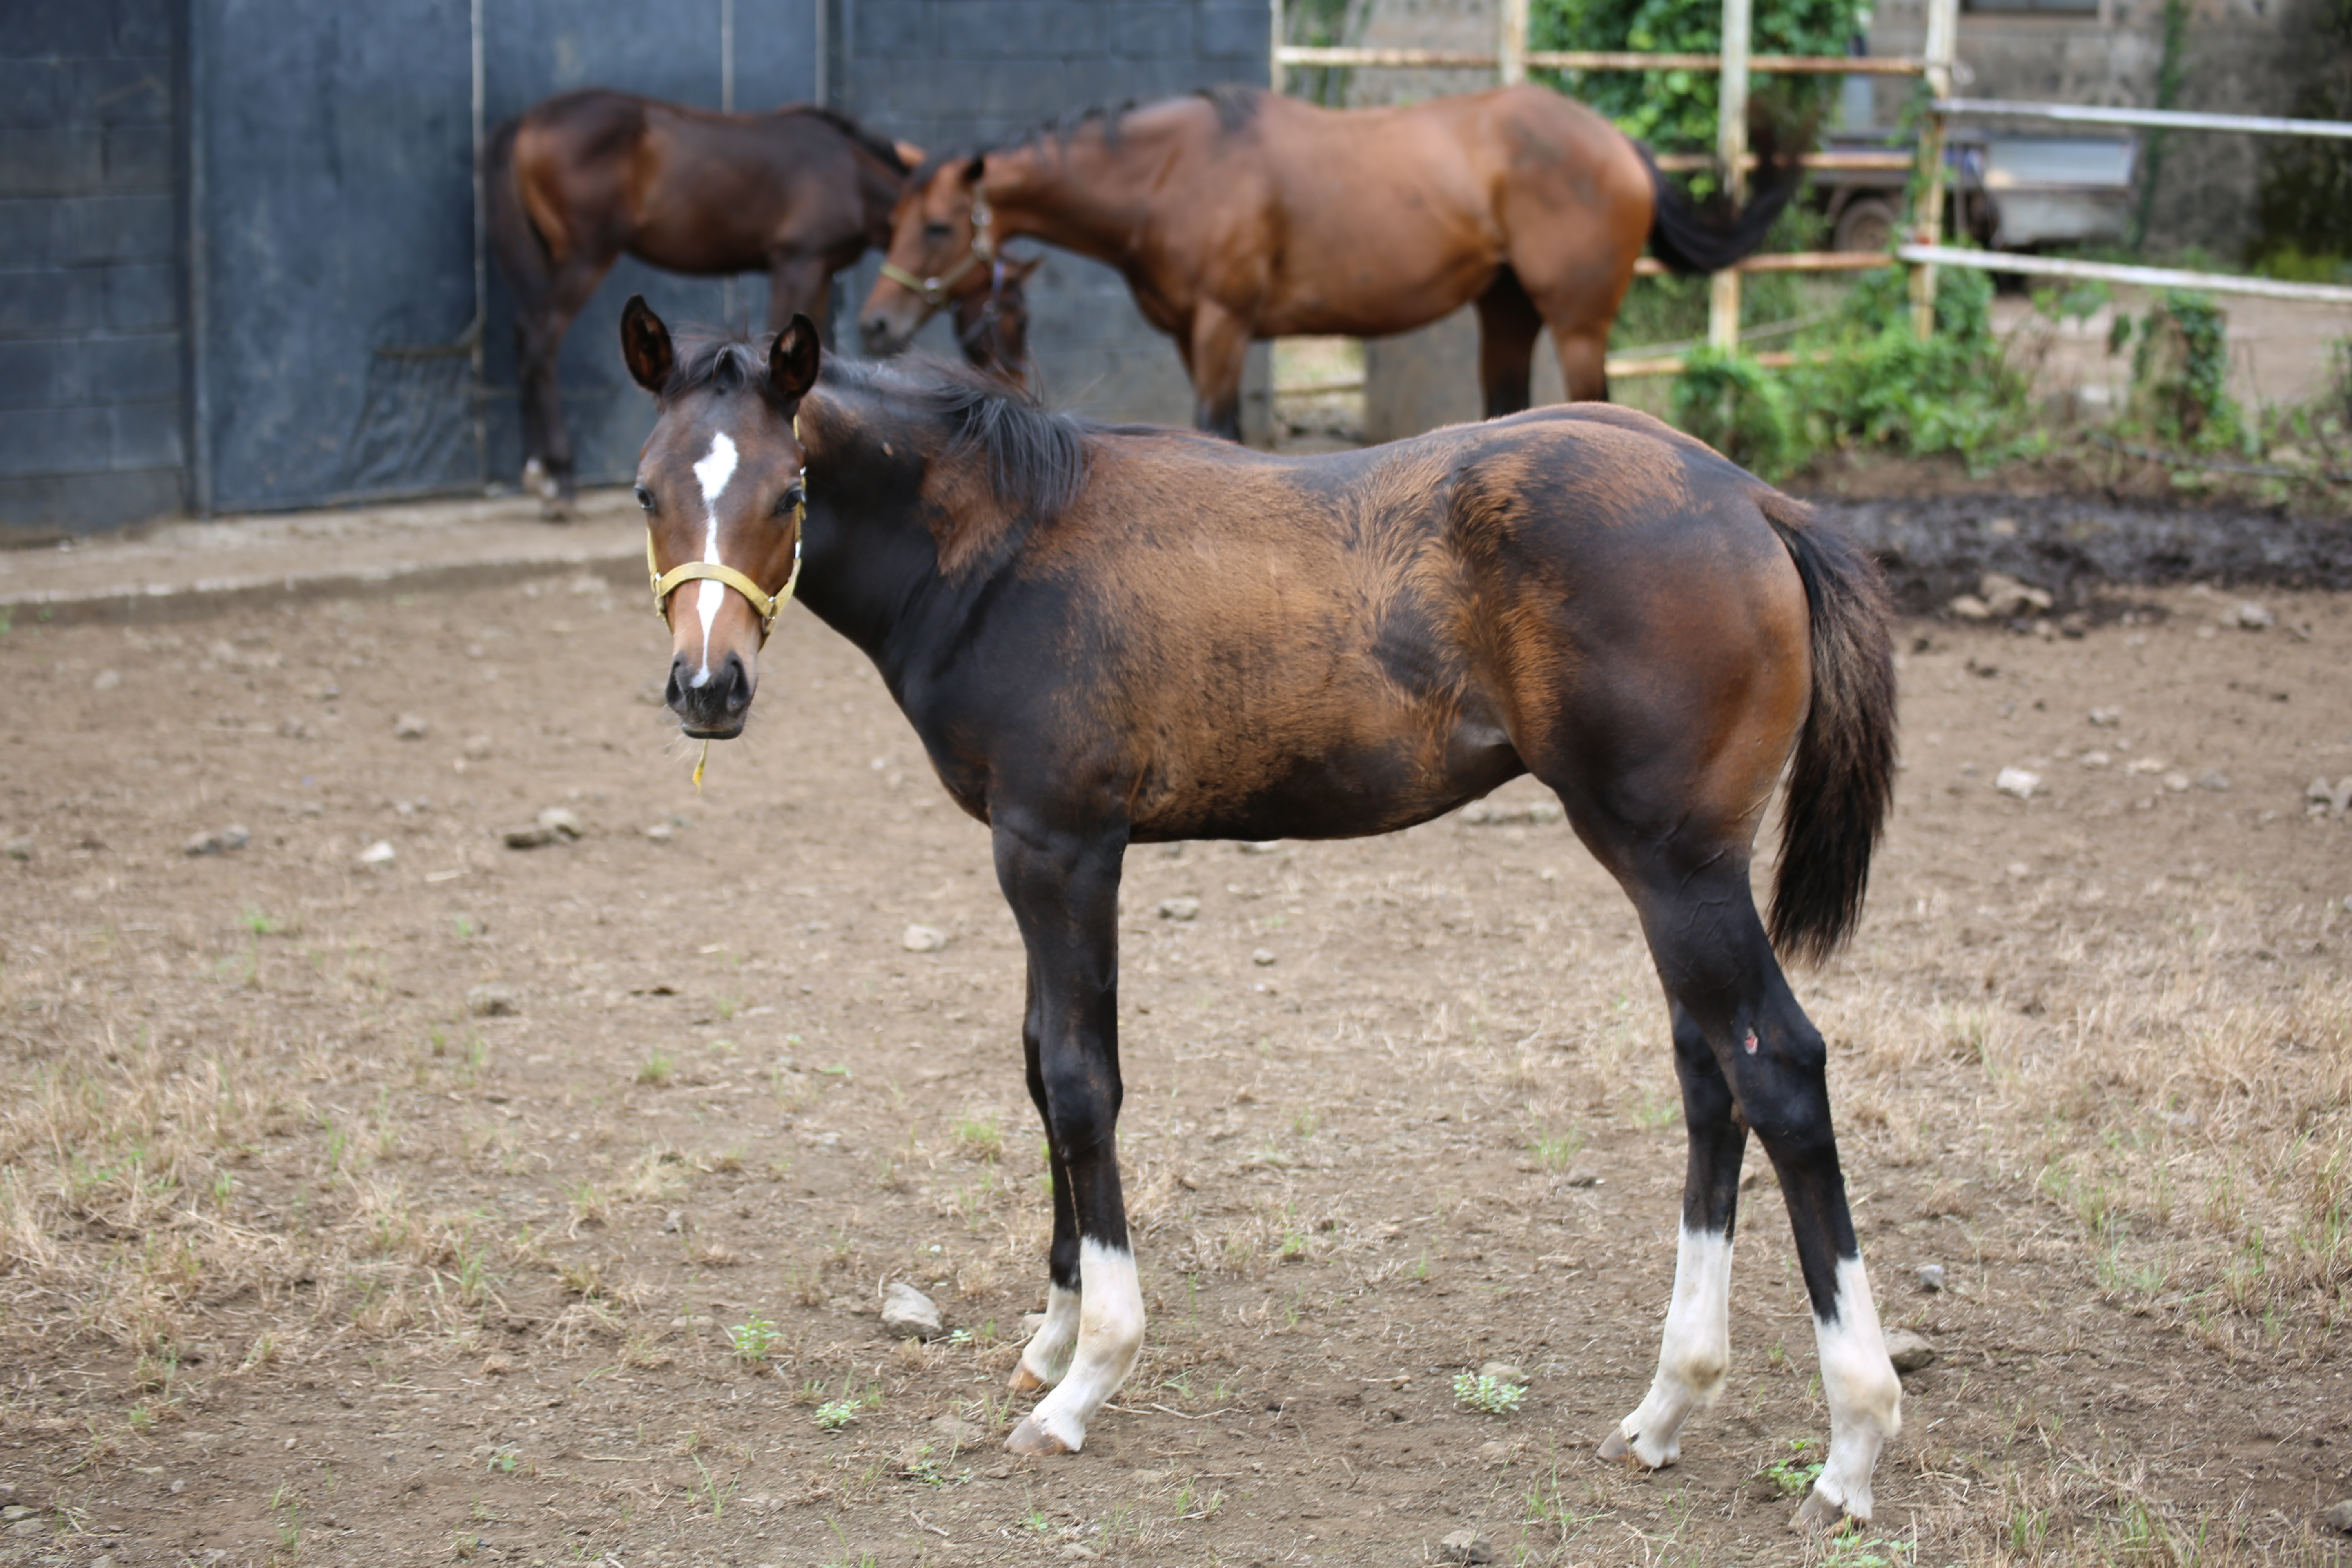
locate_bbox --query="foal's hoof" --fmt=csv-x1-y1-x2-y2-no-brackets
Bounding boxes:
1005,1416,1073,1457
1597,1426,1670,1470
1007,1363,1046,1394
1793,1488,1863,1535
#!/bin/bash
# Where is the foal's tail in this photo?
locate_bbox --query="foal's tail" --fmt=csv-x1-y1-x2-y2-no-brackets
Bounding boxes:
1762,494,1897,966
1634,137,1804,277
483,116,554,321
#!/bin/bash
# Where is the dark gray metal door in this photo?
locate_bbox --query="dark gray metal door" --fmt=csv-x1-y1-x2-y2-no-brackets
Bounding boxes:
190,0,817,513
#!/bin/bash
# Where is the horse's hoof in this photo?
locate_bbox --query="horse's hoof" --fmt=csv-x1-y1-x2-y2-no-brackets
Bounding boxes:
1004,1416,1072,1457
1007,1363,1046,1394
1597,1427,1634,1462
1793,1489,1861,1535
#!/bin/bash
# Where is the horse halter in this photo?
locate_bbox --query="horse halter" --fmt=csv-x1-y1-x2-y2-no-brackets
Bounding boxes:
644,417,806,644
878,190,995,310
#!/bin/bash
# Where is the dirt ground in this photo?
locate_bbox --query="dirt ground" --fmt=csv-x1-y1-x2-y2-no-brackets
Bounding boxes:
0,555,2348,1567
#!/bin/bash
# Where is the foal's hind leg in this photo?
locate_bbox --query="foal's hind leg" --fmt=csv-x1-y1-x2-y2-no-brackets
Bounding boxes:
1599,998,1745,1468
1010,960,1083,1394
517,253,615,509
992,814,1145,1455
1610,860,1901,1528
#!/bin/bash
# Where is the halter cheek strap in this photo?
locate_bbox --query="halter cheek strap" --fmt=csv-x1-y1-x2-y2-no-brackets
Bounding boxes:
878,192,995,310
645,418,807,643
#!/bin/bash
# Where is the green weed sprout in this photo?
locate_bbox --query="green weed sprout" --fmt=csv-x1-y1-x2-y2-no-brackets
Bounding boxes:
1452,1371,1526,1416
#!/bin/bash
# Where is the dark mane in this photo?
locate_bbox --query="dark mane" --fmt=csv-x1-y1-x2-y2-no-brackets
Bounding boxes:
786,105,910,172
909,85,1258,188
1192,82,1261,132
825,354,1092,528
664,329,1089,527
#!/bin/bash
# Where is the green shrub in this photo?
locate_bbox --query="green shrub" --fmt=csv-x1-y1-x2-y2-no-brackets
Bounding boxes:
2115,290,2246,452
1670,345,1794,472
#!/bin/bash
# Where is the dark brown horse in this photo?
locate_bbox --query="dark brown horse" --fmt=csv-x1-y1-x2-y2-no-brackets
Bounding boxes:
486,90,1034,506
859,84,1796,440
619,299,1903,1531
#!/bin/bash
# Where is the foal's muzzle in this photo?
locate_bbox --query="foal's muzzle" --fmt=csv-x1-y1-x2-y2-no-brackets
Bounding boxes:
667,650,755,739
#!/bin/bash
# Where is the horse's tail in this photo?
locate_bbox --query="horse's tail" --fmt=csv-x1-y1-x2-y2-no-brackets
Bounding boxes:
1761,493,1897,966
1635,137,1804,277
483,115,553,320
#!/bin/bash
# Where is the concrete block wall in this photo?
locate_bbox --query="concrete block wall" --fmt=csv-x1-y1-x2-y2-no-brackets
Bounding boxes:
0,0,184,534
830,0,1272,433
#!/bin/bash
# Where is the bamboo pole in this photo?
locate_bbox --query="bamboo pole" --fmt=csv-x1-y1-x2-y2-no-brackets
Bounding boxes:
1274,45,1929,74
1500,0,1530,85
1709,0,1752,352
1909,0,1960,338
1270,0,1285,89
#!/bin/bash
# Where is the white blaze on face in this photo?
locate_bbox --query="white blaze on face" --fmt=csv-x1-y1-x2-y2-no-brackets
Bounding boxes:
1612,1225,1735,1468
1021,1241,1145,1452
1807,1252,1903,1522
687,430,739,687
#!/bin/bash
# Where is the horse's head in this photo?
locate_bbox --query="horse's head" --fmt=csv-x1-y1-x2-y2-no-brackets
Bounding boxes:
861,154,993,356
621,295,818,741
952,250,1045,387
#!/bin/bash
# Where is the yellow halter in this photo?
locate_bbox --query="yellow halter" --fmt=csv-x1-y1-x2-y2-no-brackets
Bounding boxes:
644,417,806,643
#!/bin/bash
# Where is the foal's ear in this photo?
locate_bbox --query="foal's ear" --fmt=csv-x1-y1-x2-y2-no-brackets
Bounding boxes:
769,314,820,403
619,296,673,394
893,139,926,171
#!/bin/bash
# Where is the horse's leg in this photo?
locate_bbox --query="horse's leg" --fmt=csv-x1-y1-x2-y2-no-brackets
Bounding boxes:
1009,959,1084,1393
763,252,833,334
520,254,616,508
1598,998,1744,1468
1472,267,1544,419
1187,303,1252,443
1591,854,1900,1528
991,814,1143,1455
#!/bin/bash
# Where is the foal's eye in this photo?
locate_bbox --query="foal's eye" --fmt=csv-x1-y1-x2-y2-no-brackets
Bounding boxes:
775,484,806,516
632,483,653,512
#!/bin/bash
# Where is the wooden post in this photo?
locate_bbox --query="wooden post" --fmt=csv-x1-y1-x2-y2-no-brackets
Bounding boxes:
1708,0,1751,351
1270,0,1285,91
1499,0,1529,85
1909,0,1959,338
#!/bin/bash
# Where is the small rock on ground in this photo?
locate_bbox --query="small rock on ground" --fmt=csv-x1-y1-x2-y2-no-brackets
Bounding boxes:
183,824,251,856
2322,1499,2352,1533
1439,1528,1497,1564
2230,600,2276,630
1995,767,2041,800
466,984,520,1018
902,924,947,953
1251,947,1276,966
1477,1361,1529,1388
1157,896,1200,921
356,840,396,867
503,824,558,849
92,668,120,690
1917,1263,1947,1292
536,806,583,838
1885,1328,1937,1373
2,836,30,861
392,713,430,739
881,1281,943,1340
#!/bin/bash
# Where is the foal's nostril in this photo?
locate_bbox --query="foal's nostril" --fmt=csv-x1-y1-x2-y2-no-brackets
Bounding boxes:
722,653,754,714
664,657,689,711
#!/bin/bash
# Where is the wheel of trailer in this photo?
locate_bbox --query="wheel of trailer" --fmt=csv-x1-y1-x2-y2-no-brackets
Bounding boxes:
1834,196,1900,254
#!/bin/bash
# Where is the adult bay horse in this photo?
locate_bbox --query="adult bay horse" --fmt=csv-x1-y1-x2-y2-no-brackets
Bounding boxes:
486,90,1036,508
617,298,1904,1531
857,84,1797,440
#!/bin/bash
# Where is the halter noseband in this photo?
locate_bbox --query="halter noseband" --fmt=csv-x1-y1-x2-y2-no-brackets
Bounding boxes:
645,417,806,643
878,191,995,310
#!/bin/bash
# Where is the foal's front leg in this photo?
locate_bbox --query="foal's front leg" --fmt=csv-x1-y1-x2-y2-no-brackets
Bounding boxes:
992,816,1143,1455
